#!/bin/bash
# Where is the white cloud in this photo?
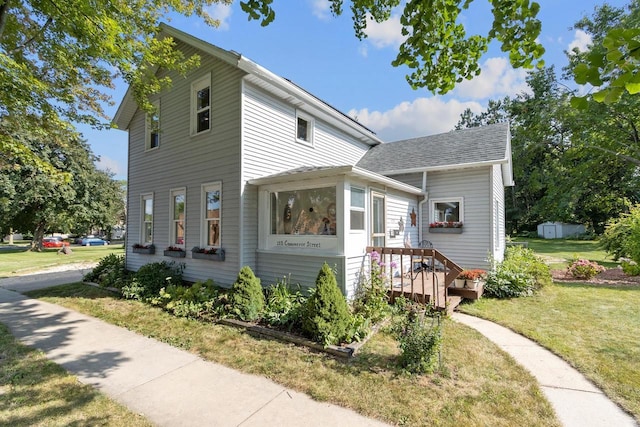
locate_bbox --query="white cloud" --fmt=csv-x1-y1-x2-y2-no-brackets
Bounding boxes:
568,29,592,53
96,156,124,176
310,0,332,20
358,44,368,58
364,13,405,49
349,97,483,141
206,3,233,31
453,57,529,100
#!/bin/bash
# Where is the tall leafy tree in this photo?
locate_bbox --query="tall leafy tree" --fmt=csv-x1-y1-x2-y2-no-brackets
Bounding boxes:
570,0,640,105
0,114,125,250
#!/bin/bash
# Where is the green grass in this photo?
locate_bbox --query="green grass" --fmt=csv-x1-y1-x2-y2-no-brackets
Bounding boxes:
0,245,124,278
26,283,560,427
0,323,151,427
513,238,616,269
460,282,640,422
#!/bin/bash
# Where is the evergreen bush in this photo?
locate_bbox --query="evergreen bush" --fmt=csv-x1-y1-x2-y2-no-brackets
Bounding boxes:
229,266,265,321
301,263,352,346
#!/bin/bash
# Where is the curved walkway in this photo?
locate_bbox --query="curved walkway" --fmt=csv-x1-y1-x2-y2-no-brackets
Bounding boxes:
452,312,637,427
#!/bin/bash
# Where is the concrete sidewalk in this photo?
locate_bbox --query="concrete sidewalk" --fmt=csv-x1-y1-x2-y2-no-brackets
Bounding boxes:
0,282,387,426
453,312,637,427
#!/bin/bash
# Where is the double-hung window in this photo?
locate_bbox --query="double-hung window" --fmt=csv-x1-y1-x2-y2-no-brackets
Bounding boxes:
170,188,186,246
146,100,160,150
141,193,153,244
191,73,211,135
350,187,365,230
201,182,221,247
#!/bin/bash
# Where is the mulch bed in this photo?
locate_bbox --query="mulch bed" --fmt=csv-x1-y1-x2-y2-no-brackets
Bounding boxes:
552,267,640,286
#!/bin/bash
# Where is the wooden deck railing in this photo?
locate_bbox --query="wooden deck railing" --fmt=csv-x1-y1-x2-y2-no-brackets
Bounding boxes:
365,246,463,308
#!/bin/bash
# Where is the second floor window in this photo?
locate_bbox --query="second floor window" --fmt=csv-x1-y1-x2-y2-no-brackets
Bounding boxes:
192,74,211,135
296,111,313,146
146,100,160,150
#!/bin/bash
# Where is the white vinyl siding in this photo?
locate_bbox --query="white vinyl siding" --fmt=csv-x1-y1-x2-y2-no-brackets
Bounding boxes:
241,83,371,182
126,41,244,285
257,252,345,294
422,168,492,270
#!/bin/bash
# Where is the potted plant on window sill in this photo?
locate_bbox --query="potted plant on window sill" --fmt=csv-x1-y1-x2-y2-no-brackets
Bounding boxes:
428,221,463,233
191,246,225,261
132,243,155,254
163,246,186,258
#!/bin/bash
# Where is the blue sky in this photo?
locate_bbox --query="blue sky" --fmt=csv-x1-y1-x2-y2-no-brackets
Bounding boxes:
86,0,628,180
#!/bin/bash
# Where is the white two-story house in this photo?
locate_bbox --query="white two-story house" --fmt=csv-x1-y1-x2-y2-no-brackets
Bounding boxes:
114,24,513,297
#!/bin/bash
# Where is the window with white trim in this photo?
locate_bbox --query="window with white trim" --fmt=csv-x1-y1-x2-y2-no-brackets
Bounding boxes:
191,74,211,135
201,183,221,248
430,198,464,225
295,111,313,145
270,186,336,235
146,100,160,150
170,188,186,246
350,187,365,230
141,193,153,244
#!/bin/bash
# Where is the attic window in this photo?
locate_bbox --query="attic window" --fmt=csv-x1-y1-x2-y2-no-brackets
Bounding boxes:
296,111,313,146
146,100,160,150
191,73,211,135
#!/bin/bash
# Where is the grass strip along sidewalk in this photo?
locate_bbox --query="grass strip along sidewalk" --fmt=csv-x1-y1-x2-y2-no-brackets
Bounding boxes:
24,283,559,427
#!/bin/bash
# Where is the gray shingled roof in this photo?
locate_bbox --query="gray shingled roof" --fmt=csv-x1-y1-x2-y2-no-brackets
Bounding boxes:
356,122,510,174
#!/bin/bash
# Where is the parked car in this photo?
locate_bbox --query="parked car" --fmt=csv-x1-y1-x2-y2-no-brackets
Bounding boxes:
80,237,109,246
42,237,70,248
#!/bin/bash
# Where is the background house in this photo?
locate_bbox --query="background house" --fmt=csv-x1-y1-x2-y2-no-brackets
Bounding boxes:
114,24,513,297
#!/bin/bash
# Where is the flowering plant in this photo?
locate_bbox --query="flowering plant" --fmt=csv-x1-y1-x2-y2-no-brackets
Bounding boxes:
567,259,605,280
132,243,154,249
165,246,184,252
429,221,463,228
191,246,218,255
458,269,486,280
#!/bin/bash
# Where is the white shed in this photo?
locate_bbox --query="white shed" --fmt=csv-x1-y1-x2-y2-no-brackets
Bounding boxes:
537,222,585,239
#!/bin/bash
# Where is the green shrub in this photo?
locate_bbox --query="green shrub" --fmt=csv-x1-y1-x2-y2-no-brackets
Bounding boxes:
396,310,442,374
263,277,305,330
621,260,640,276
485,246,550,298
229,266,265,321
601,210,635,260
152,280,220,320
122,261,184,300
567,258,605,280
84,253,129,289
301,263,352,346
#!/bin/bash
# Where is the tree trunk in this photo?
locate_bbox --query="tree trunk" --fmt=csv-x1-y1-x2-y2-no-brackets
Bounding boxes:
0,0,11,41
30,222,46,252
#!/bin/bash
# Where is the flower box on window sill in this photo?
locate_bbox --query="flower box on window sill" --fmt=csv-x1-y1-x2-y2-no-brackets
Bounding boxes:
132,244,155,254
191,247,225,261
429,227,463,234
163,248,186,258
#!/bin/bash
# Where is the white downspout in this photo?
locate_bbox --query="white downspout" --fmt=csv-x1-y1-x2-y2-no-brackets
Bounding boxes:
418,171,428,242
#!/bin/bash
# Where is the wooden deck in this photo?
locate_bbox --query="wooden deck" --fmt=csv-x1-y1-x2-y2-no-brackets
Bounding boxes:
365,246,482,314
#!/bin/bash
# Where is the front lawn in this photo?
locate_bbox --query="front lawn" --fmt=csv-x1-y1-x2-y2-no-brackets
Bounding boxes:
25,283,560,426
0,245,124,277
513,238,615,269
0,323,151,426
460,281,640,422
